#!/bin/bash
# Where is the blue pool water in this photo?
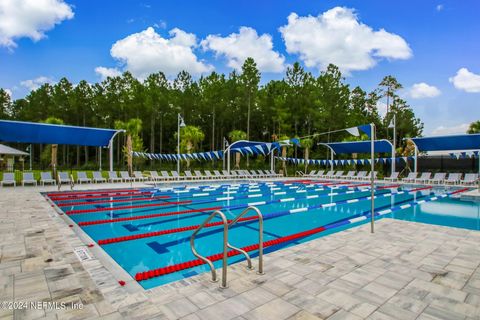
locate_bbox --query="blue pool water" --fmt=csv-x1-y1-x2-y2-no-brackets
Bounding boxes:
45,181,477,289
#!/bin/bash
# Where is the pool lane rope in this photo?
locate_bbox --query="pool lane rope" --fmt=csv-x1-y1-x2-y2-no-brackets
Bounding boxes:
56,195,171,207
96,186,434,244
65,181,366,215
134,187,469,282
78,184,407,225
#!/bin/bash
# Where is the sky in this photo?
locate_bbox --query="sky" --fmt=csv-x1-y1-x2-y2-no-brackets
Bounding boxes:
0,0,479,136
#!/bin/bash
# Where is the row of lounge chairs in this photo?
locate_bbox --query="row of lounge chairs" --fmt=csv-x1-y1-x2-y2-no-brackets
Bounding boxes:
300,170,478,185
392,172,478,185
148,169,282,181
1,169,283,186
302,170,377,181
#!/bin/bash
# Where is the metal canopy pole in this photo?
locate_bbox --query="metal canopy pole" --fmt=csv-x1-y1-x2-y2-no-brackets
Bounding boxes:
414,145,418,173
392,114,396,175
108,130,124,172
370,123,375,233
99,147,102,171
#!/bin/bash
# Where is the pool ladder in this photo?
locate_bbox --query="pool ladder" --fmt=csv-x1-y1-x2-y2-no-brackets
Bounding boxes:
189,206,264,289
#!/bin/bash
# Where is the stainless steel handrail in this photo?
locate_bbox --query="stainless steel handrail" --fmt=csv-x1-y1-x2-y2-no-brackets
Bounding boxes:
190,210,229,288
228,206,264,274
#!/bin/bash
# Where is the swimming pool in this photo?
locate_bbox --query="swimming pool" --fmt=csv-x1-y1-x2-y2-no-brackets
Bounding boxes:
45,180,473,289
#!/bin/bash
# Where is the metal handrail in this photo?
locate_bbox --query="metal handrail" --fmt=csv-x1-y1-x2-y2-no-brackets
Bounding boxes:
228,206,264,275
190,210,229,288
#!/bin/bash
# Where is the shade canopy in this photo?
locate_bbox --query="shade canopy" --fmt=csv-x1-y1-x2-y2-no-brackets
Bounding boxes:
228,140,280,155
409,134,480,152
0,144,29,156
319,139,393,154
0,120,120,147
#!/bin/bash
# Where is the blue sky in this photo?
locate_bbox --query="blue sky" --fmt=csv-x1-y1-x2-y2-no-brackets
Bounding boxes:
1,0,479,135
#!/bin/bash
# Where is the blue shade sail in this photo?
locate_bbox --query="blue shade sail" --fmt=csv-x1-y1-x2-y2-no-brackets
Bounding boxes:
410,134,480,152
0,120,119,147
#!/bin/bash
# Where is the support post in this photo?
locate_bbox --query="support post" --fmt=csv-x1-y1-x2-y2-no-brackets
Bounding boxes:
370,123,375,233
414,145,418,173
392,114,396,175
99,147,102,171
270,151,274,172
108,130,124,173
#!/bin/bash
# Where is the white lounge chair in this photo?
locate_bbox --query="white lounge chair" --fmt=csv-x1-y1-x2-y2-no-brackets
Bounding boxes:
402,172,418,183
194,170,207,179
40,172,56,185
332,171,344,179
415,172,432,184
384,172,399,182
320,170,335,179
133,171,147,182
22,172,37,186
58,172,71,184
314,170,325,178
171,171,186,180
445,173,461,185
92,171,106,183
149,171,162,181
108,171,122,183
160,171,173,181
222,170,233,179
76,171,92,184
120,171,134,182
428,172,446,184
353,171,367,180
462,173,478,185
342,171,355,180
1,173,15,187
213,170,227,179
184,171,197,180
267,170,282,178
254,170,267,178
204,170,215,179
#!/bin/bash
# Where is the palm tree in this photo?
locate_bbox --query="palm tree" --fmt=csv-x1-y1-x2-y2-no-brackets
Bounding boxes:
278,135,290,174
301,138,314,173
179,125,205,168
228,130,247,169
115,118,143,174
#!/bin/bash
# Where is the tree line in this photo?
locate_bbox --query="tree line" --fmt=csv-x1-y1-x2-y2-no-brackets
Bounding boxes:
0,58,423,170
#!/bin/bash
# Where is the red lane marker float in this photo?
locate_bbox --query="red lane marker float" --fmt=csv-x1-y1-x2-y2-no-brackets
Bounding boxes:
409,186,433,192
450,187,470,195
98,215,258,245
79,206,223,226
47,188,141,197
135,225,327,281
49,191,151,201
57,195,170,207
66,200,192,215
377,184,401,189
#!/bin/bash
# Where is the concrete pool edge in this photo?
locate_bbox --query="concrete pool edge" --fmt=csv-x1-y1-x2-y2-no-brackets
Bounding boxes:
3,181,480,319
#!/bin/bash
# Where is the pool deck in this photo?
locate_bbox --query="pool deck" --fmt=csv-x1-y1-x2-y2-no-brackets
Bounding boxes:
1,182,480,320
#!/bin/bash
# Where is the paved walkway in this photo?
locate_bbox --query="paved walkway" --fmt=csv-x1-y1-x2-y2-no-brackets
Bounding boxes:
1,183,480,320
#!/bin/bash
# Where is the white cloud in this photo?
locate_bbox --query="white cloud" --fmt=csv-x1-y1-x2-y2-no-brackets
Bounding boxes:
95,66,122,80
279,7,412,73
432,123,469,135
449,68,480,93
20,76,54,91
436,4,444,11
201,27,285,73
109,27,213,79
409,82,441,99
376,101,387,117
0,0,74,48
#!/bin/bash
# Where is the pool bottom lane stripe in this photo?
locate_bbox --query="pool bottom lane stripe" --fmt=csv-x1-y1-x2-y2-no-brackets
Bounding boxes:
57,195,171,207
134,187,470,282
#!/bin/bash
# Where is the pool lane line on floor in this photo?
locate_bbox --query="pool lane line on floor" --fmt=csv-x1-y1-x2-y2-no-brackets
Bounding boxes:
77,184,403,225
64,181,367,215
134,187,470,282
96,187,429,245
